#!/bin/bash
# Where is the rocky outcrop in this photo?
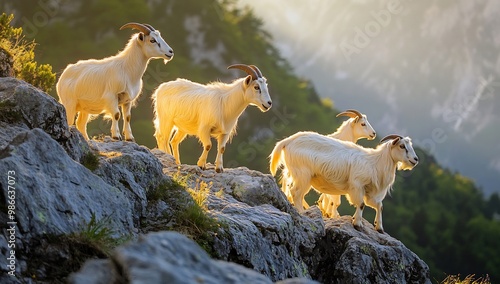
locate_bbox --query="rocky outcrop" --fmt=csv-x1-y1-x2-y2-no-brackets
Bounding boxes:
0,78,431,283
308,217,430,283
70,231,279,284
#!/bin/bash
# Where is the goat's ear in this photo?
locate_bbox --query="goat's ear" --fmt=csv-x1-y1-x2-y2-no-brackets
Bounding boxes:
138,32,144,41
244,75,252,87
392,137,401,146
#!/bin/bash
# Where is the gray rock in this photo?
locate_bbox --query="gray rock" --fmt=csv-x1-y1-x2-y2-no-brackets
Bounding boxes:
91,139,172,227
0,129,135,240
158,159,324,281
307,216,432,284
0,77,92,163
70,231,274,284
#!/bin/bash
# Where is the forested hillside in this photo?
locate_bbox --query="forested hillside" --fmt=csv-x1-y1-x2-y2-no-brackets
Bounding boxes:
2,0,499,282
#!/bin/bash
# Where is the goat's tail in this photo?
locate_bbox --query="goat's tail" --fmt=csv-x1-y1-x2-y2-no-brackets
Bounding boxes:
269,138,289,176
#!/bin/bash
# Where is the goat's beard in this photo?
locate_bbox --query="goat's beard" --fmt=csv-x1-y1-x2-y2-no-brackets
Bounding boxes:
398,161,416,171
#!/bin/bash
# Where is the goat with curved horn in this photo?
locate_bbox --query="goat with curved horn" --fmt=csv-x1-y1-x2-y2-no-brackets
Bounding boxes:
227,64,259,80
154,64,271,173
57,22,174,141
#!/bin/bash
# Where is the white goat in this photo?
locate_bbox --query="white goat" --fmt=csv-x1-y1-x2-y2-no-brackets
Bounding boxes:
57,22,174,141
319,109,377,218
153,64,272,173
281,109,376,215
270,133,418,233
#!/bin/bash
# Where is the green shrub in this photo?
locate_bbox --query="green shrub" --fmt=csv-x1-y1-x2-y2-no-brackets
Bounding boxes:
0,13,56,92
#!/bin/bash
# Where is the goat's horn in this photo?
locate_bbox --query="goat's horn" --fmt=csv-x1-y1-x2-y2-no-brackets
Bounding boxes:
120,22,152,35
345,109,363,117
380,134,403,143
227,64,258,80
336,111,358,118
249,65,263,78
142,23,156,31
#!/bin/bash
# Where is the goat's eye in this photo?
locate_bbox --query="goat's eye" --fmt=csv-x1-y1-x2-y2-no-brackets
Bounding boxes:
400,144,405,149
254,85,260,91
361,123,366,126
150,38,156,43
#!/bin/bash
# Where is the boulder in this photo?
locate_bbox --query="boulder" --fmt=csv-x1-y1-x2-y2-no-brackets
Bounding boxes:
308,217,431,284
0,77,92,163
70,231,275,284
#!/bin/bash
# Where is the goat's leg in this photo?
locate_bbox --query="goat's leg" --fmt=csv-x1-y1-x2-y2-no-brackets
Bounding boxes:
215,134,230,173
121,103,134,142
110,104,121,140
328,195,342,218
366,198,384,233
75,111,90,140
196,130,212,170
281,169,296,204
349,185,365,230
170,130,187,166
289,172,311,213
318,194,329,217
155,122,174,154
64,101,77,126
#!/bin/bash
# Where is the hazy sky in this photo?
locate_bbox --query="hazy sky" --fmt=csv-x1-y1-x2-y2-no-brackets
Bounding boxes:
238,0,500,195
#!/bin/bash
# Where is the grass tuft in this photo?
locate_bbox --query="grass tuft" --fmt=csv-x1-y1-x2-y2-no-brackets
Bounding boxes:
80,151,100,171
70,213,129,256
441,274,490,284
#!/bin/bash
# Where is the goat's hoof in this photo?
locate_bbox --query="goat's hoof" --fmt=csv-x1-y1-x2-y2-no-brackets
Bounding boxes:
112,136,122,141
353,224,362,231
215,167,224,173
198,165,206,171
376,228,385,234
125,138,135,142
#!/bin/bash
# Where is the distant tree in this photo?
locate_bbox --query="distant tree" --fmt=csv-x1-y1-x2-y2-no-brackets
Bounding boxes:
0,13,55,92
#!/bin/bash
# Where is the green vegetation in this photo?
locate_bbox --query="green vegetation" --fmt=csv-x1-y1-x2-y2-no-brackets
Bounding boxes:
80,151,100,171
71,213,129,255
146,178,185,202
0,13,56,92
147,174,223,256
3,0,500,282
177,179,221,256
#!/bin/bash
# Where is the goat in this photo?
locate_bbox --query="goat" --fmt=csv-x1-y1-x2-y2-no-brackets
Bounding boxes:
270,133,418,233
280,109,376,216
153,64,272,173
57,22,174,141
318,109,377,217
